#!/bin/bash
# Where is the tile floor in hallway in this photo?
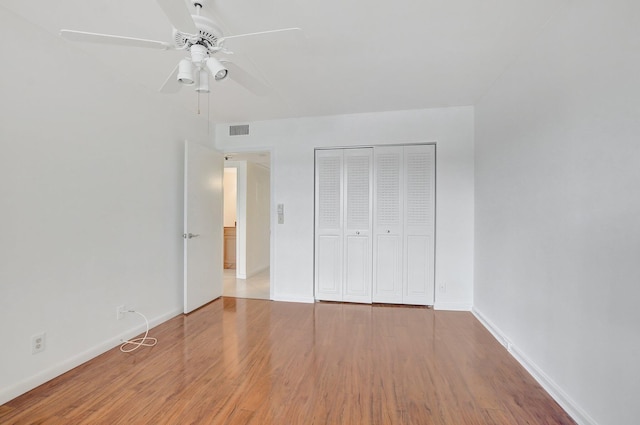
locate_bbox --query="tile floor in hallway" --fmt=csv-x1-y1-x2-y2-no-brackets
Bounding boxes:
223,268,270,300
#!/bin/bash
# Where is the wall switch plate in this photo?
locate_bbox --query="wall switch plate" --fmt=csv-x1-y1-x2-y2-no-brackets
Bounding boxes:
277,203,284,224
32,332,46,355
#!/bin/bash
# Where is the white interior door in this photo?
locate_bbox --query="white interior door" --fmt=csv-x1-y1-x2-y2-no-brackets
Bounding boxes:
184,141,224,314
314,150,344,301
403,145,435,305
343,148,373,303
373,146,404,303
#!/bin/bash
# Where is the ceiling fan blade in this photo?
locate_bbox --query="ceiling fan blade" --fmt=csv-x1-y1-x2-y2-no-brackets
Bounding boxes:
159,64,182,93
60,30,172,50
222,61,271,97
220,27,303,43
156,0,198,35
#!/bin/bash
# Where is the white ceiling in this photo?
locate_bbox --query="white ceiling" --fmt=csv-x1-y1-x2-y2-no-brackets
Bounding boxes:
2,0,564,123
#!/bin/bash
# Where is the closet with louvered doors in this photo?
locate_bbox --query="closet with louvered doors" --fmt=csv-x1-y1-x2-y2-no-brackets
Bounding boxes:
314,148,373,303
314,144,435,306
372,144,435,305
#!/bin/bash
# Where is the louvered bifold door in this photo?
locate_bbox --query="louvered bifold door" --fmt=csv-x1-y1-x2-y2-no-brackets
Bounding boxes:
373,146,404,303
403,145,436,305
314,150,344,301
343,148,373,303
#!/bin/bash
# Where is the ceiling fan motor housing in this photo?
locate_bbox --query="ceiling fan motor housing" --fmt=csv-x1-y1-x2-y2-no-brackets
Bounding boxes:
173,15,223,51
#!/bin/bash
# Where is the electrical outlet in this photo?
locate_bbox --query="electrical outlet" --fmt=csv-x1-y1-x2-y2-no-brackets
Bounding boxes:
32,332,46,355
116,305,127,320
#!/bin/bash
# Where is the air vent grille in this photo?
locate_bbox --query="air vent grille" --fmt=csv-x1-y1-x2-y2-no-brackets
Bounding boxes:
229,125,250,136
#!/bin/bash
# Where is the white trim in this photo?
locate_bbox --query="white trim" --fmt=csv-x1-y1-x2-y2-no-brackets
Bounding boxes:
471,307,510,348
472,307,599,425
273,295,316,304
269,150,276,301
433,301,472,311
0,308,182,406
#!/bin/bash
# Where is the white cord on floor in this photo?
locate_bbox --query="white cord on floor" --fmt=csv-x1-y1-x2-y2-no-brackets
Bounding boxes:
119,310,158,353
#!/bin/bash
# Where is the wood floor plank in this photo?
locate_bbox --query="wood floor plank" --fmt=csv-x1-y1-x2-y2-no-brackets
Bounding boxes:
1,298,576,425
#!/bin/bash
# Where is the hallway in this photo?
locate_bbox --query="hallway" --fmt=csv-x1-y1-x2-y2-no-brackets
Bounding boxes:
223,268,270,300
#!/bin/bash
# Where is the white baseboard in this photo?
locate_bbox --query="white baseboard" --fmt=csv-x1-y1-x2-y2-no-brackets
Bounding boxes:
269,298,473,309
0,308,182,406
433,301,472,311
472,308,598,425
272,294,316,304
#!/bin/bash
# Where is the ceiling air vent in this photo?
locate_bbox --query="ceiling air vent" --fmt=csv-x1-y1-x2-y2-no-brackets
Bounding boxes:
229,125,250,136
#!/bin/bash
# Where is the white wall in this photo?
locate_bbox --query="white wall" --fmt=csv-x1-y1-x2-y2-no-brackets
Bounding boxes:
215,107,474,308
226,161,247,277
246,163,270,276
0,7,212,404
223,168,237,227
474,1,640,424
225,161,271,279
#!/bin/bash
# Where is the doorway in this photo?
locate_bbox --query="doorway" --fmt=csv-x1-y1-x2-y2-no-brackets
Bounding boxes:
222,151,271,300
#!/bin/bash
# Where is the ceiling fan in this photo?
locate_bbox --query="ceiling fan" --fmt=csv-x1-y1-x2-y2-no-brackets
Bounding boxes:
60,0,301,95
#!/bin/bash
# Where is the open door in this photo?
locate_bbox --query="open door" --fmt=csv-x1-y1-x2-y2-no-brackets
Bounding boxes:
184,141,224,314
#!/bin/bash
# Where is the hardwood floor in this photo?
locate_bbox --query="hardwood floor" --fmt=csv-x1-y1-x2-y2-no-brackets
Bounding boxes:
1,298,576,424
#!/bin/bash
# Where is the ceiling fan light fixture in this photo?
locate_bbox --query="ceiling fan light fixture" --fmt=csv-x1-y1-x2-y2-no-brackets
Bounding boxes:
190,44,208,64
196,68,210,93
59,0,300,101
206,57,228,81
177,59,194,85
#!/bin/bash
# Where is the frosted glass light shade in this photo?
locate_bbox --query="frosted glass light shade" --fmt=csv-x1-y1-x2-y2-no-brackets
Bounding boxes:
196,68,210,93
206,57,228,81
177,59,194,85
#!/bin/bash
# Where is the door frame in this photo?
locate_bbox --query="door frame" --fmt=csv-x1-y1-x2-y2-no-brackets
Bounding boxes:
223,148,275,300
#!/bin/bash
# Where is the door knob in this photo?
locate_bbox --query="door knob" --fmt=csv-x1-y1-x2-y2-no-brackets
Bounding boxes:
183,233,200,239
